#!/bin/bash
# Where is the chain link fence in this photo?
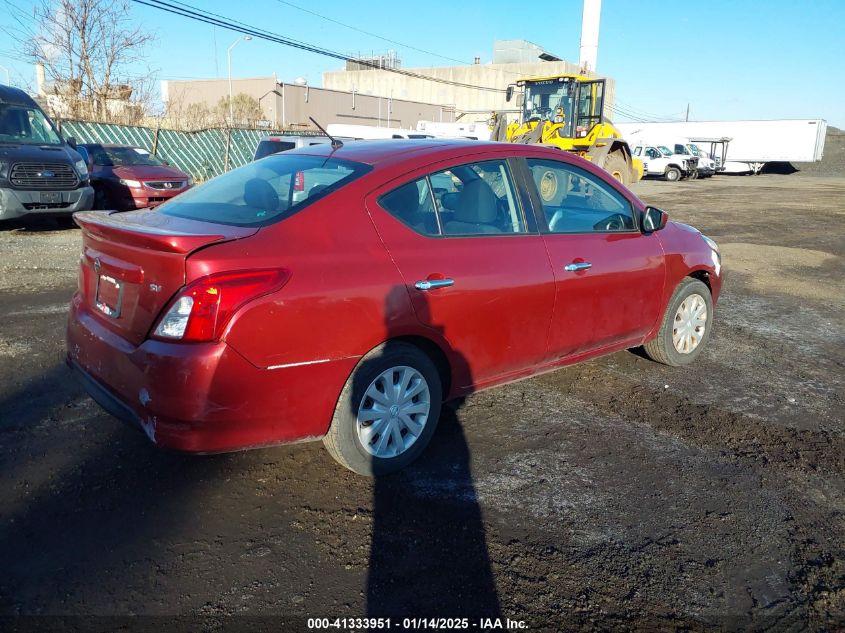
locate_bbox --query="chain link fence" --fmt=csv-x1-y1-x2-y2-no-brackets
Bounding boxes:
55,120,286,182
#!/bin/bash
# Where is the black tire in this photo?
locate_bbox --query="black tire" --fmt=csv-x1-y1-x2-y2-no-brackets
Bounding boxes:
54,215,78,229
322,341,442,476
604,151,630,186
664,166,682,182
93,186,109,210
643,278,714,366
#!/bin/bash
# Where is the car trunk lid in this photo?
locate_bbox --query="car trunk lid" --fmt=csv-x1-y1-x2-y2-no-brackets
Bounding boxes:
74,209,258,345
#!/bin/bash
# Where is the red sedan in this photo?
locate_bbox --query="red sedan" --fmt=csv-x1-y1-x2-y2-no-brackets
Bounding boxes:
66,139,722,475
78,143,192,211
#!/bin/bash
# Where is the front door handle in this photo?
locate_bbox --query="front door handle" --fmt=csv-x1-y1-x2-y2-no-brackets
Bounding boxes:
415,278,455,291
564,262,592,272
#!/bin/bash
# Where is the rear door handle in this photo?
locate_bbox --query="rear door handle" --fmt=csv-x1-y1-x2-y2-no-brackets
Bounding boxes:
415,278,455,291
564,262,592,272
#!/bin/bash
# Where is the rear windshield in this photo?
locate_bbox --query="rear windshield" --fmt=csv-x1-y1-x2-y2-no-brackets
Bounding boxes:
254,140,296,160
158,154,371,227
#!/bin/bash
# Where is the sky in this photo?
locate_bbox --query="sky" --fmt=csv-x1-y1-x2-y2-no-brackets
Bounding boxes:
1,0,843,127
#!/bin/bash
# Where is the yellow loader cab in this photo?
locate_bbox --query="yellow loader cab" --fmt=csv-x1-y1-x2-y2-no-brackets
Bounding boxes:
491,75,643,185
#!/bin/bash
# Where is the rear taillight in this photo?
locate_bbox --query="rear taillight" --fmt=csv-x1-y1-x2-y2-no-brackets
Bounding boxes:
152,269,289,342
294,171,304,192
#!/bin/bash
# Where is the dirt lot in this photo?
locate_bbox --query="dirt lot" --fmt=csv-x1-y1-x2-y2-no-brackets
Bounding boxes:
0,174,843,632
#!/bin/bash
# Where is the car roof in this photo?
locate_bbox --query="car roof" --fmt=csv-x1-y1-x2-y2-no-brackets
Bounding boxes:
0,85,39,107
287,138,577,167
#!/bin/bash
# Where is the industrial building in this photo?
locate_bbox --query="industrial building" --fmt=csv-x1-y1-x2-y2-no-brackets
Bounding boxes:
323,39,615,121
161,76,450,130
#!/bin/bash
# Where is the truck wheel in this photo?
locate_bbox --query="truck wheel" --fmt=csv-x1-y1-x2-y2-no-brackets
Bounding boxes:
322,341,442,476
664,166,681,182
643,278,713,366
604,152,630,186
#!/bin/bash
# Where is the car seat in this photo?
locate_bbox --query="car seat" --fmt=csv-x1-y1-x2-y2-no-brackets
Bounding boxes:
443,179,501,235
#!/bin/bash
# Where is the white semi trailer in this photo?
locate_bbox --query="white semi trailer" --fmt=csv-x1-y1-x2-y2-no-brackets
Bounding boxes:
616,120,827,174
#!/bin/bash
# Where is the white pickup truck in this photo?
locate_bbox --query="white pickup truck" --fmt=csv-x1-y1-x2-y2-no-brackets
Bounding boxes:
673,142,716,177
631,144,697,181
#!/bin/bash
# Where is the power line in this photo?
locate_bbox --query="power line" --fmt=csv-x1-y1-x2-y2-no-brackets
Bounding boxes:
132,0,506,93
271,0,471,67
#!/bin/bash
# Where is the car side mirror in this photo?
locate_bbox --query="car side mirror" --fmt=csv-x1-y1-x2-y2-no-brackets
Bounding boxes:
66,136,77,149
505,85,514,102
642,206,668,232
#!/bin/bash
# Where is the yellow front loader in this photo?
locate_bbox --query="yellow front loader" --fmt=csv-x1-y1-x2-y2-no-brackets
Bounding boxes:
490,75,643,185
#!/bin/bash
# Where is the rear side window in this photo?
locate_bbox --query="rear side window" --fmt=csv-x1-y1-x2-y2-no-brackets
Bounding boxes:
379,159,526,237
379,179,440,235
254,140,296,160
159,155,371,227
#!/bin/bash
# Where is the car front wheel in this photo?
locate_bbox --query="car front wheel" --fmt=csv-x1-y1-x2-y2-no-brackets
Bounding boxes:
643,278,713,366
323,341,442,476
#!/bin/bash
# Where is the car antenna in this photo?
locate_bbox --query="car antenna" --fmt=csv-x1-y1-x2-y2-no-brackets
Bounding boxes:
309,117,343,149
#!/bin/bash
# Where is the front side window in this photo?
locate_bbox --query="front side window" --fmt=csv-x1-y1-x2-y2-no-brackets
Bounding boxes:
527,159,637,234
159,154,370,227
0,104,62,145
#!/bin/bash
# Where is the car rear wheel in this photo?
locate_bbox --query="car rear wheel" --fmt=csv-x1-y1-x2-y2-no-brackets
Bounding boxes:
323,341,442,476
643,278,713,366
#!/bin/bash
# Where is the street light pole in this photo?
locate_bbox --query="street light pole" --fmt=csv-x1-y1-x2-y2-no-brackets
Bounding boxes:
227,36,252,123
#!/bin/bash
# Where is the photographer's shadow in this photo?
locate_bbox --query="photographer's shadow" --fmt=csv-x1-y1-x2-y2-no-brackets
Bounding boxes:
365,286,500,618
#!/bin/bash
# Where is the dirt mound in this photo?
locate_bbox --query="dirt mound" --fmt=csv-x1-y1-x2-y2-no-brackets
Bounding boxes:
793,125,845,176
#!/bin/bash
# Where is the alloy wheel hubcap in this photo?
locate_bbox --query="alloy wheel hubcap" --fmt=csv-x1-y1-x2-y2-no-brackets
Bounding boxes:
672,293,707,354
357,366,430,458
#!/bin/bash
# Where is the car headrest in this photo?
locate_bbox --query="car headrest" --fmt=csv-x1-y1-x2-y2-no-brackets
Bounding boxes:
453,179,498,224
308,184,329,198
243,178,279,211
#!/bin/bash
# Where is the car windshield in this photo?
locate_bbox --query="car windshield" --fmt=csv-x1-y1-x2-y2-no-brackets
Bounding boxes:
158,154,372,227
0,104,62,145
688,144,701,156
658,146,673,156
88,146,164,167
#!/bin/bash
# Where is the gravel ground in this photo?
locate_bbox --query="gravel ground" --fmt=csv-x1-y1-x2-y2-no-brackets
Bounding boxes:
0,174,843,632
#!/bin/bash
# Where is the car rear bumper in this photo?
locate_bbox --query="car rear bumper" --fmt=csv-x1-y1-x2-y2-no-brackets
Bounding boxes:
0,186,94,220
66,294,357,453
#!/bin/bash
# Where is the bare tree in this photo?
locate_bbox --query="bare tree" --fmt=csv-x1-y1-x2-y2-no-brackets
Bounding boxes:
25,0,156,120
216,94,263,127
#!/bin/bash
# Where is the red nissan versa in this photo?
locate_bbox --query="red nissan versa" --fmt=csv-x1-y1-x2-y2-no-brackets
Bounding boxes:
67,139,722,475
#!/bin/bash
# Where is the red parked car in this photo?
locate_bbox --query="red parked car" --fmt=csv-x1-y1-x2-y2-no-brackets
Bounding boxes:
67,139,722,475
77,143,192,211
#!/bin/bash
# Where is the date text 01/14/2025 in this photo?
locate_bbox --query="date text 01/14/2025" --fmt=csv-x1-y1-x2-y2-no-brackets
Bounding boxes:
307,617,529,630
